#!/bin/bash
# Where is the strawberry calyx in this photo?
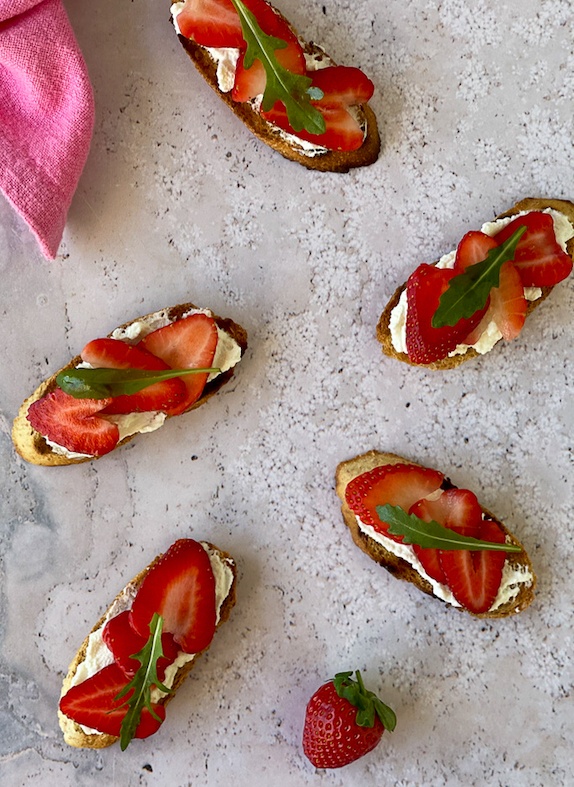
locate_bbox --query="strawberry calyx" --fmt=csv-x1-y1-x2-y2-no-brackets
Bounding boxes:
333,671,396,731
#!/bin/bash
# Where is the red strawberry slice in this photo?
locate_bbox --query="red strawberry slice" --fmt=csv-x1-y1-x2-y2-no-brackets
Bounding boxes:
59,662,166,738
439,519,507,614
454,230,498,272
81,338,187,415
405,264,490,364
175,0,289,49
232,35,305,102
492,211,573,287
488,260,527,340
345,463,444,543
461,260,527,345
409,488,483,584
140,313,218,416
102,610,180,680
27,388,119,456
129,539,217,654
310,66,375,108
175,0,244,48
261,66,374,151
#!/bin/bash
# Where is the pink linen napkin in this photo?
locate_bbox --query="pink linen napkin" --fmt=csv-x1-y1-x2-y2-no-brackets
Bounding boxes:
0,0,94,258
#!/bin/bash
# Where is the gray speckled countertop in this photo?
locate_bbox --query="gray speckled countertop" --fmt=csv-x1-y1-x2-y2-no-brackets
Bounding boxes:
1,0,573,784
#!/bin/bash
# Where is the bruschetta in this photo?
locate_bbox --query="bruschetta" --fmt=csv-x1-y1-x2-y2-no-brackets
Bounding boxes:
12,303,247,465
171,0,380,171
58,538,236,749
336,451,536,618
377,198,574,369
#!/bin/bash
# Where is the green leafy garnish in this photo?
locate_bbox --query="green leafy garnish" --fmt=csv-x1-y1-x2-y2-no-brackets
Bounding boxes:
56,366,219,399
334,670,396,731
228,0,326,135
115,613,172,751
376,504,522,553
431,226,527,328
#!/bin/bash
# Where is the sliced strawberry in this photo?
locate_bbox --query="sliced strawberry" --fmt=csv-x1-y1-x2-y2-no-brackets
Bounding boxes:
460,259,528,346
81,338,171,371
232,35,305,102
439,519,507,614
262,100,364,152
454,230,498,272
27,388,119,456
488,260,527,340
102,610,180,680
345,463,444,543
175,0,290,49
81,338,187,415
410,488,483,584
140,313,218,416
261,66,374,152
59,662,166,738
175,0,244,48
129,539,217,654
492,211,573,287
310,65,375,108
405,264,489,364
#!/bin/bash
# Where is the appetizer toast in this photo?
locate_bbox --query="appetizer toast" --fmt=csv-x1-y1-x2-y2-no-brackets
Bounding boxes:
59,539,237,749
171,0,380,171
377,198,574,369
336,451,536,618
12,303,247,465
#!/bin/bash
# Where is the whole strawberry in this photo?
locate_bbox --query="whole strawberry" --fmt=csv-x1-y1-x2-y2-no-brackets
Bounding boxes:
302,670,396,769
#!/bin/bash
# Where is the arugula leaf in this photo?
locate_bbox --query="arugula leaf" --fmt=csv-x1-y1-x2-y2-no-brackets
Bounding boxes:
114,613,172,751
56,366,220,399
376,504,522,553
431,226,527,328
228,0,326,135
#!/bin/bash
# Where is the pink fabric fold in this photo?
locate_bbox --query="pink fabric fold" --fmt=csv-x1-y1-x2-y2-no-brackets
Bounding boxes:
0,0,94,258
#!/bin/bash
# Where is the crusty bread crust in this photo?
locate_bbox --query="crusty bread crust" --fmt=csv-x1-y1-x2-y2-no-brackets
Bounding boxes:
377,198,574,370
335,450,536,618
58,542,237,748
12,303,248,466
175,16,380,172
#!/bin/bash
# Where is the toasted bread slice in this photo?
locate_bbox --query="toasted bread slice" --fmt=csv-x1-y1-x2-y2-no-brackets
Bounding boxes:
58,541,237,749
377,198,574,370
173,6,380,172
12,303,248,466
335,450,536,618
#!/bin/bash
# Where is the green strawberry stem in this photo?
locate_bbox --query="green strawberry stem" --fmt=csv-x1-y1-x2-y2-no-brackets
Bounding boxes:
376,504,522,552
228,0,326,134
56,366,220,399
333,670,396,732
432,225,527,328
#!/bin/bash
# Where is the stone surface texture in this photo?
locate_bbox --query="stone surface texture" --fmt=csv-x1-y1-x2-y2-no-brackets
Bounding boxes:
1,0,573,784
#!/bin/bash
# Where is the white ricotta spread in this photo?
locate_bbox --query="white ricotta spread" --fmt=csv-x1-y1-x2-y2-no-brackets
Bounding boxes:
389,209,574,356
45,307,243,459
355,516,534,613
69,543,235,735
